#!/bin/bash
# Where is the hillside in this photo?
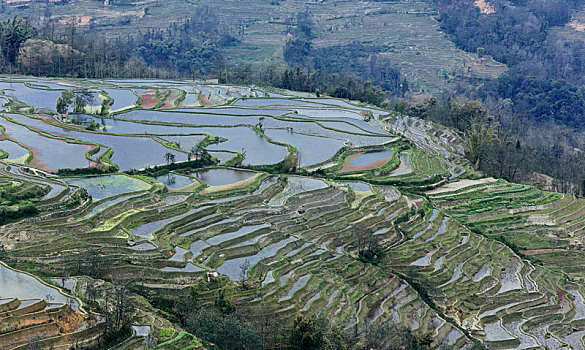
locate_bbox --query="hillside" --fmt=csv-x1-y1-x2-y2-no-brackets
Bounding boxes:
0,77,584,348
0,0,505,95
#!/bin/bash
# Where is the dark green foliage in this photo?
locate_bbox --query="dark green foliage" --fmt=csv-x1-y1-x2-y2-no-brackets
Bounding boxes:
184,308,263,350
56,90,73,114
124,156,216,178
214,288,236,315
394,211,412,226
290,314,322,350
56,89,94,115
354,224,384,265
173,287,199,325
223,152,245,167
147,295,177,317
0,182,43,225
99,97,111,116
432,0,585,193
0,16,33,64
57,166,117,176
402,98,485,132
88,325,132,350
284,11,313,66
223,64,389,107
1,11,229,78
358,239,384,265
73,90,94,113
0,202,37,224
494,70,585,128
437,0,585,129
312,44,407,95
135,9,232,75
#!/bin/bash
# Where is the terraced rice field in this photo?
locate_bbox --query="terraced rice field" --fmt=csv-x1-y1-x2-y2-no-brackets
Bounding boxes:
1,0,507,94
428,179,585,280
0,77,406,172
338,150,394,172
8,166,578,348
3,77,583,349
2,160,480,348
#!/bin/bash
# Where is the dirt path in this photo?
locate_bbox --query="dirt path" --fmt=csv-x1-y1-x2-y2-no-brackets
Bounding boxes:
520,249,568,255
425,178,497,195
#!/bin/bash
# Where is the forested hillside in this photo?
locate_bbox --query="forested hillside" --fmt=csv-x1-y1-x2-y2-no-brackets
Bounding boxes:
424,0,585,194
438,0,585,128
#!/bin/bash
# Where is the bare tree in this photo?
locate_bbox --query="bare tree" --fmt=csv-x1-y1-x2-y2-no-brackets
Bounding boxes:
104,279,134,337
239,259,251,290
86,281,99,310
190,144,203,161
164,152,175,166
354,224,383,263
25,335,42,350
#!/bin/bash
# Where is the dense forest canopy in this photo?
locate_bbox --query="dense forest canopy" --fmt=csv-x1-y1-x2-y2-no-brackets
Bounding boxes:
438,0,585,128
418,0,585,193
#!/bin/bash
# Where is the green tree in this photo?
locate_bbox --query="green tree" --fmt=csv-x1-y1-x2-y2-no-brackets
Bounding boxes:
354,224,384,264
184,308,262,350
174,286,199,325
465,123,498,169
73,90,94,113
449,100,486,131
0,16,33,64
214,288,235,315
190,144,203,161
290,314,322,350
56,90,74,115
239,259,251,289
99,99,110,116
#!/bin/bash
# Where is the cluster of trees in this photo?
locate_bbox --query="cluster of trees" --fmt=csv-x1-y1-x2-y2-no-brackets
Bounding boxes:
398,98,486,132
397,97,585,194
0,182,42,225
132,6,237,76
0,201,37,225
398,99,528,180
221,64,388,107
354,224,384,264
0,14,393,108
434,0,585,194
311,44,408,94
287,313,435,350
281,11,406,96
56,89,95,114
0,9,235,78
124,154,215,178
437,0,585,128
283,10,313,67
0,15,32,66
